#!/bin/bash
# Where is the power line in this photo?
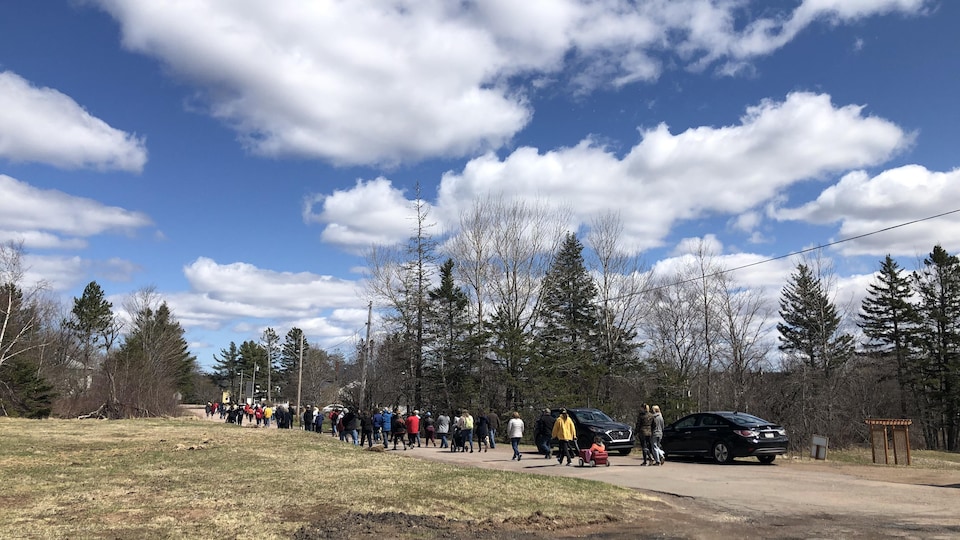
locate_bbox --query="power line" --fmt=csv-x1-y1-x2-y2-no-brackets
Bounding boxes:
640,206,960,295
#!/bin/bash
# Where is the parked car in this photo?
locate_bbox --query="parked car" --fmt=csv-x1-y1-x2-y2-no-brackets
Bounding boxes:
551,407,635,455
660,411,789,464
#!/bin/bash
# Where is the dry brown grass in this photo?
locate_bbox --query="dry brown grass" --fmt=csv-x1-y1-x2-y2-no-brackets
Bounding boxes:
0,416,653,539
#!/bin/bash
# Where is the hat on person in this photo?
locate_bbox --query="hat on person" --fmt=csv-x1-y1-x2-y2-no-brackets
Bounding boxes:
543,408,550,413
560,408,567,414
426,412,431,416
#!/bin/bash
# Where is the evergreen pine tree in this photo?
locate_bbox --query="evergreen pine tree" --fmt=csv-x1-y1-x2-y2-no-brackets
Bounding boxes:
777,263,854,377
858,255,919,415
276,328,309,399
912,245,960,450
211,341,241,396
534,232,602,404
424,258,473,411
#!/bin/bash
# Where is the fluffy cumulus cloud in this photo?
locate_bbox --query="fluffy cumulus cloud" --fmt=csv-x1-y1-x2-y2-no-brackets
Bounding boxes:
0,71,147,171
170,258,367,348
89,0,926,165
775,165,960,256
0,174,153,250
303,178,424,250
386,92,902,253
183,257,363,314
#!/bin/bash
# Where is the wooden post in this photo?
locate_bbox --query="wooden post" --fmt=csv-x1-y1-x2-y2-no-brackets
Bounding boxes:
865,419,912,466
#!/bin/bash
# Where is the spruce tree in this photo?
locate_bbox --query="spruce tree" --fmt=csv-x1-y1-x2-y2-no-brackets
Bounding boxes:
276,328,309,399
237,340,267,401
211,341,241,395
777,262,854,377
534,232,601,405
912,245,960,450
859,255,919,415
424,258,473,411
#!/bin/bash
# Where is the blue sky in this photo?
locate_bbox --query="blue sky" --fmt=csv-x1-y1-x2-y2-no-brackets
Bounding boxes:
2,1,958,370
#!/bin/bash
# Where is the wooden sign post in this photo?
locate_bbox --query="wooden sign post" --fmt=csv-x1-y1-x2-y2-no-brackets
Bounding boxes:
864,418,912,465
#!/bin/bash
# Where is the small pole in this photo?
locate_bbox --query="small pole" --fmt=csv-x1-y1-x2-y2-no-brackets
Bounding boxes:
296,332,304,428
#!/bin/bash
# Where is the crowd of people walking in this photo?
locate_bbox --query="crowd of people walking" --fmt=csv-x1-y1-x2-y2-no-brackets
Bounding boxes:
204,399,666,465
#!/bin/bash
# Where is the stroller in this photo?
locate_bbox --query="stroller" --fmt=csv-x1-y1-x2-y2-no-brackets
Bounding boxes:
451,426,467,452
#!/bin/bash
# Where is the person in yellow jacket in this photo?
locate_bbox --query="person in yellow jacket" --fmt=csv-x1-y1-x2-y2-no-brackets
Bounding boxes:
551,408,577,466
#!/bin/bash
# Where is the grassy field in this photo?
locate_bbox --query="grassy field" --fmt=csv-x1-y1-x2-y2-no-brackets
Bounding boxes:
0,415,654,539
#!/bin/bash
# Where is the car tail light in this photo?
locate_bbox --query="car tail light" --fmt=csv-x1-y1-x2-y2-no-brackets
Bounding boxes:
734,429,759,438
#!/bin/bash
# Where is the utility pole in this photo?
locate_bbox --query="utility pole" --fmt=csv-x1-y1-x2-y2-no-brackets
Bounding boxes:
266,338,272,403
296,332,304,428
251,363,259,404
361,301,372,410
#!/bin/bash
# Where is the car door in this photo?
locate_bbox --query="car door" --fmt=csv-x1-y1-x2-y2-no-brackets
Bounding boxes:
690,414,726,455
663,414,700,454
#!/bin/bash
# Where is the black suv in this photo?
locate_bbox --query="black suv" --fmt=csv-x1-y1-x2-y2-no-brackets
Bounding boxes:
551,407,635,455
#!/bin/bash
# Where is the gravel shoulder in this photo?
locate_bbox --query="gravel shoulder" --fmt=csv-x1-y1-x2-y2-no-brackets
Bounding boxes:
407,442,960,538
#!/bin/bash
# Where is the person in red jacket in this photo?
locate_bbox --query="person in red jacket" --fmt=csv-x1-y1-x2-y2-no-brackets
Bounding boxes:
405,411,420,448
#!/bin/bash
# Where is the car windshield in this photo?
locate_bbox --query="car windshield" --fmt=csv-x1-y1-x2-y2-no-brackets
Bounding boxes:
574,410,613,423
722,412,772,426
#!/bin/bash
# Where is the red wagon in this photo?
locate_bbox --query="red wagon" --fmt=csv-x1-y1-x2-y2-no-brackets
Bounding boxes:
578,448,610,467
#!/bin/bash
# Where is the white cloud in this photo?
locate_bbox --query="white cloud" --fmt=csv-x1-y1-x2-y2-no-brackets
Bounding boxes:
0,71,147,172
303,177,424,250
775,165,960,256
164,259,367,352
19,254,139,292
311,93,909,254
89,0,926,165
183,257,363,313
0,174,153,250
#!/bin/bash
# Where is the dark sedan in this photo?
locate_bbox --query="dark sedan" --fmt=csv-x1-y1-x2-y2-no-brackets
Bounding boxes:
660,411,789,464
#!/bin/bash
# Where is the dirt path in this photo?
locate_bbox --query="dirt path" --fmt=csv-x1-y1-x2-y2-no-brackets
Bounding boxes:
407,442,960,538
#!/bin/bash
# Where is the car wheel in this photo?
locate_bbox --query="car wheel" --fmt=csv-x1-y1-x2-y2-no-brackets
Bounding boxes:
590,459,596,467
713,441,732,464
616,448,632,456
757,455,776,464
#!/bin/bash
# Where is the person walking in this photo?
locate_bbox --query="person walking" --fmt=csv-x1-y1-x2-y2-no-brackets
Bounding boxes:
475,411,490,452
382,408,393,448
551,408,577,466
392,410,408,450
636,404,655,465
436,412,450,448
486,410,500,449
460,410,475,453
373,408,384,443
405,410,421,449
534,408,554,458
423,412,437,447
359,410,375,448
507,411,524,461
651,405,665,465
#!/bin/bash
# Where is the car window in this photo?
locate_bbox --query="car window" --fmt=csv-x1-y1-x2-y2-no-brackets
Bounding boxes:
673,415,698,429
575,411,596,422
699,415,724,427
722,413,770,425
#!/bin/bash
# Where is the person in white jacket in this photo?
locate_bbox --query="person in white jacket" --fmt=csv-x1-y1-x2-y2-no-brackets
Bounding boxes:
507,411,525,461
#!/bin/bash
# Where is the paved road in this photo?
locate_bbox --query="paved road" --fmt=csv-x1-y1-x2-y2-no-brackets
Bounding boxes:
406,443,960,532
